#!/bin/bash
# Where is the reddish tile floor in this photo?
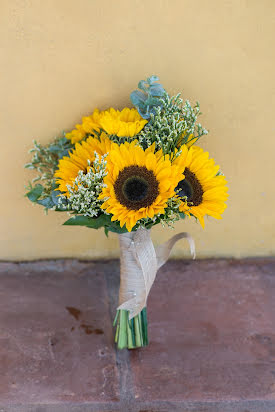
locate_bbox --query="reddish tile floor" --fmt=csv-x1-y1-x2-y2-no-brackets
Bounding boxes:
0,259,274,412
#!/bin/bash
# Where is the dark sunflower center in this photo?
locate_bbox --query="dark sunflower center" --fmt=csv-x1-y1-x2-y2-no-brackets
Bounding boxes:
176,168,203,206
114,166,159,210
177,179,193,200
123,176,149,202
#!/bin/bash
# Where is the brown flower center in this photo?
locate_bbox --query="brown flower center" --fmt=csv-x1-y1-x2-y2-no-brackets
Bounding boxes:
114,166,159,210
176,168,203,206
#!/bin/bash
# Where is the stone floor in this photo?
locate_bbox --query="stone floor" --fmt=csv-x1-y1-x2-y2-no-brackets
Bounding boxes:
0,259,274,412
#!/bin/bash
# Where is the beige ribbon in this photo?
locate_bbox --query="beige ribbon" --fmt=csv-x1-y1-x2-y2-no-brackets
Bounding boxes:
118,228,195,319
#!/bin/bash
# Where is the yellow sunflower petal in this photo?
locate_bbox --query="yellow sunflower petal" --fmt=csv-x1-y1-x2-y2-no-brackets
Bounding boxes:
173,146,228,227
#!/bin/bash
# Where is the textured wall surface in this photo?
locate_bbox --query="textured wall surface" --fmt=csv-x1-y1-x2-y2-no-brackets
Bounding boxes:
1,0,274,260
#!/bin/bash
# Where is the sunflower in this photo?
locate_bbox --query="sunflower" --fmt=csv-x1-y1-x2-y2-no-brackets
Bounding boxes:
99,141,187,231
66,109,102,144
55,132,112,195
100,107,147,137
174,146,228,227
65,124,86,144
82,108,102,134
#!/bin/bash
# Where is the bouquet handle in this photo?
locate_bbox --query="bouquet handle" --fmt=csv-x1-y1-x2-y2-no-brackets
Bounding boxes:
114,228,195,349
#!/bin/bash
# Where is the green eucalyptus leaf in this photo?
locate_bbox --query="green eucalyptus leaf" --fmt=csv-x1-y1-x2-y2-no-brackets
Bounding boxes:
130,90,147,106
51,181,59,190
37,196,55,208
26,184,43,202
137,107,150,119
48,145,60,153
145,96,162,106
138,80,147,91
147,75,159,83
59,137,68,145
51,190,67,207
58,148,72,159
149,83,165,97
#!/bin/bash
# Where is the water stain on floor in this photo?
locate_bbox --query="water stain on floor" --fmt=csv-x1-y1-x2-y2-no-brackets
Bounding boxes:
65,306,103,335
80,323,103,335
65,306,82,320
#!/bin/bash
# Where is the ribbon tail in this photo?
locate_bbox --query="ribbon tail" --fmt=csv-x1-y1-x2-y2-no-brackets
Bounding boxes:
155,232,196,269
117,228,158,319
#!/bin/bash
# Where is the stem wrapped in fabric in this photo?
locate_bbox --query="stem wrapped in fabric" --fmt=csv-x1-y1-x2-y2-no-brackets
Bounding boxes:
114,228,195,349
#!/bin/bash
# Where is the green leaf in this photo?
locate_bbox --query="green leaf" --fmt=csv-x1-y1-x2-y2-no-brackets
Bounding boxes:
48,145,60,153
149,83,165,97
145,96,162,106
51,190,62,205
130,90,147,107
37,196,55,209
106,224,128,234
147,75,159,84
179,212,186,219
63,214,132,233
63,214,109,229
59,137,68,145
26,184,43,202
51,181,59,190
138,80,147,91
144,222,154,229
58,148,72,159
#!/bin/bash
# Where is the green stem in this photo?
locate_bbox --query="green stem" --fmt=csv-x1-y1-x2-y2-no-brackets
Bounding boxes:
114,308,149,350
134,315,142,347
117,310,128,349
127,318,134,349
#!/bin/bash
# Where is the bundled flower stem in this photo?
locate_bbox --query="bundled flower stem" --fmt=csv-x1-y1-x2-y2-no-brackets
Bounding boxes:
114,308,148,349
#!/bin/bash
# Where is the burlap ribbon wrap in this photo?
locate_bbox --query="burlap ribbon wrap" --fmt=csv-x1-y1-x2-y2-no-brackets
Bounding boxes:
118,228,195,319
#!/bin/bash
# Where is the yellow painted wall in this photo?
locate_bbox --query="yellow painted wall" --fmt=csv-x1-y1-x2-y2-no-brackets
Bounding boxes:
1,0,274,260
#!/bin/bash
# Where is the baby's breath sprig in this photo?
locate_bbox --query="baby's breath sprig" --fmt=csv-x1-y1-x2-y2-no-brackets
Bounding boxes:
182,100,208,144
137,92,208,158
158,196,183,228
61,152,108,218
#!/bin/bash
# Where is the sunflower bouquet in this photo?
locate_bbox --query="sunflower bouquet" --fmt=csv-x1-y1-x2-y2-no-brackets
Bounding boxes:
25,76,228,349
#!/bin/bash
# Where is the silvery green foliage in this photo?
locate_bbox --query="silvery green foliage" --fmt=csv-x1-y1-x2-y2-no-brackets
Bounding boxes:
137,92,208,157
182,99,208,144
25,136,73,211
25,136,73,188
130,75,165,119
60,153,107,218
